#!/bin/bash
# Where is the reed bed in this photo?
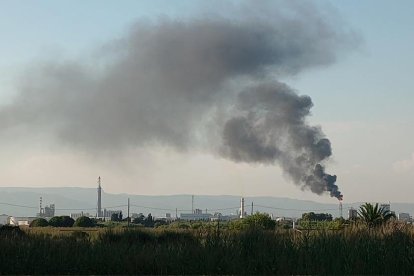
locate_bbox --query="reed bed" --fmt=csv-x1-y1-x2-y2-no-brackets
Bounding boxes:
1,223,414,274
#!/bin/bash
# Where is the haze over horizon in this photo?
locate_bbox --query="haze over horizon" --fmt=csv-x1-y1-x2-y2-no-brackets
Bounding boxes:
0,1,413,204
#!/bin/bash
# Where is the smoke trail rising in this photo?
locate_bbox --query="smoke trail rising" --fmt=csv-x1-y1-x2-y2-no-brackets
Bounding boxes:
221,82,342,199
0,2,356,198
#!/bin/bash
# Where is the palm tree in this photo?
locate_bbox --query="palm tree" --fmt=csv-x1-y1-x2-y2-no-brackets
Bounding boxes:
358,203,396,228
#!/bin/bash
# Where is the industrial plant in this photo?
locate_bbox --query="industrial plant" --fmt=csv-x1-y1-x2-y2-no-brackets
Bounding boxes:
0,177,413,227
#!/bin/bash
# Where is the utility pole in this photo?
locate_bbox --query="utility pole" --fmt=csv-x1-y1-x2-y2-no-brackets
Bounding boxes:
176,208,178,219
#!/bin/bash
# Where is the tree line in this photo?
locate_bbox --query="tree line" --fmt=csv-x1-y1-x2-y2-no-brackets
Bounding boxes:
28,202,397,230
30,216,94,228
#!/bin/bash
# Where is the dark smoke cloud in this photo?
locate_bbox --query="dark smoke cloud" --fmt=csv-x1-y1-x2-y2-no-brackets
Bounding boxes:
0,2,355,199
221,82,342,199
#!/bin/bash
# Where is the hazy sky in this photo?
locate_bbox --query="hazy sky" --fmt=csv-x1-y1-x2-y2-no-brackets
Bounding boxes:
0,0,413,204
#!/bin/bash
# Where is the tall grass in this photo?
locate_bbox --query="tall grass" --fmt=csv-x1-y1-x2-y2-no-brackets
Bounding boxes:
1,223,414,274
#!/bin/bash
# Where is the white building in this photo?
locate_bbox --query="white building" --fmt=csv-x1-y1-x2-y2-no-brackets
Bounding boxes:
180,209,212,221
70,212,91,220
398,213,411,222
0,214,10,225
8,217,37,226
104,209,122,220
210,213,239,221
37,204,55,218
276,217,294,222
162,213,175,221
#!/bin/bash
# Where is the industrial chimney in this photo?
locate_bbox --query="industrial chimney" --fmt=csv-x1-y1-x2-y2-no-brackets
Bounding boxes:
240,197,245,219
97,176,102,218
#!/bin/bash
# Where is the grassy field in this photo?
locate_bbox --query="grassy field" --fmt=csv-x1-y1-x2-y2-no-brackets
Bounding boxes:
1,223,414,274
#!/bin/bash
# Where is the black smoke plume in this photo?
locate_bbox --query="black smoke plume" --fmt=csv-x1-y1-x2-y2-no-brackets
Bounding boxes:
0,2,355,199
221,82,343,199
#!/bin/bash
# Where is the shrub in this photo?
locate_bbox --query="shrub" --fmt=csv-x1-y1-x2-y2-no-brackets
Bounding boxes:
154,220,167,228
0,225,25,237
243,213,276,230
74,216,94,227
29,218,49,227
71,231,90,241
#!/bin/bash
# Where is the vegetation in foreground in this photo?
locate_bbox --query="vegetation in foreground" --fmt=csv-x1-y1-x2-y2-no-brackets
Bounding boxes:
1,220,414,274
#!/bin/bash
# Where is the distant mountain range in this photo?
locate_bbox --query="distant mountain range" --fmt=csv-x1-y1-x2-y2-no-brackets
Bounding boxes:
0,187,413,218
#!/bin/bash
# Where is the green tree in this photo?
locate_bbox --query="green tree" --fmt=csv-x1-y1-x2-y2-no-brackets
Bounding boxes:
73,216,95,228
132,214,145,224
358,203,396,228
29,218,49,227
48,216,75,227
144,213,154,227
111,213,121,222
48,216,63,227
60,216,75,227
301,212,333,221
243,213,276,230
154,220,167,228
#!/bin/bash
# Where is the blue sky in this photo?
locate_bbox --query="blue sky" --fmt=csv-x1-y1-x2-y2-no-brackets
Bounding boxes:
0,1,413,203
1,1,413,119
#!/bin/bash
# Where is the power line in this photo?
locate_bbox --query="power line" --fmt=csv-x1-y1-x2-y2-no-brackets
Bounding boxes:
54,205,127,211
129,204,240,213
209,206,240,211
130,204,176,212
54,207,96,211
0,202,38,209
0,201,128,211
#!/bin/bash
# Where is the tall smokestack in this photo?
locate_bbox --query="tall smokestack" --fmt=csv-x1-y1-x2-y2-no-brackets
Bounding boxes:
97,176,102,218
39,196,43,216
240,197,245,219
